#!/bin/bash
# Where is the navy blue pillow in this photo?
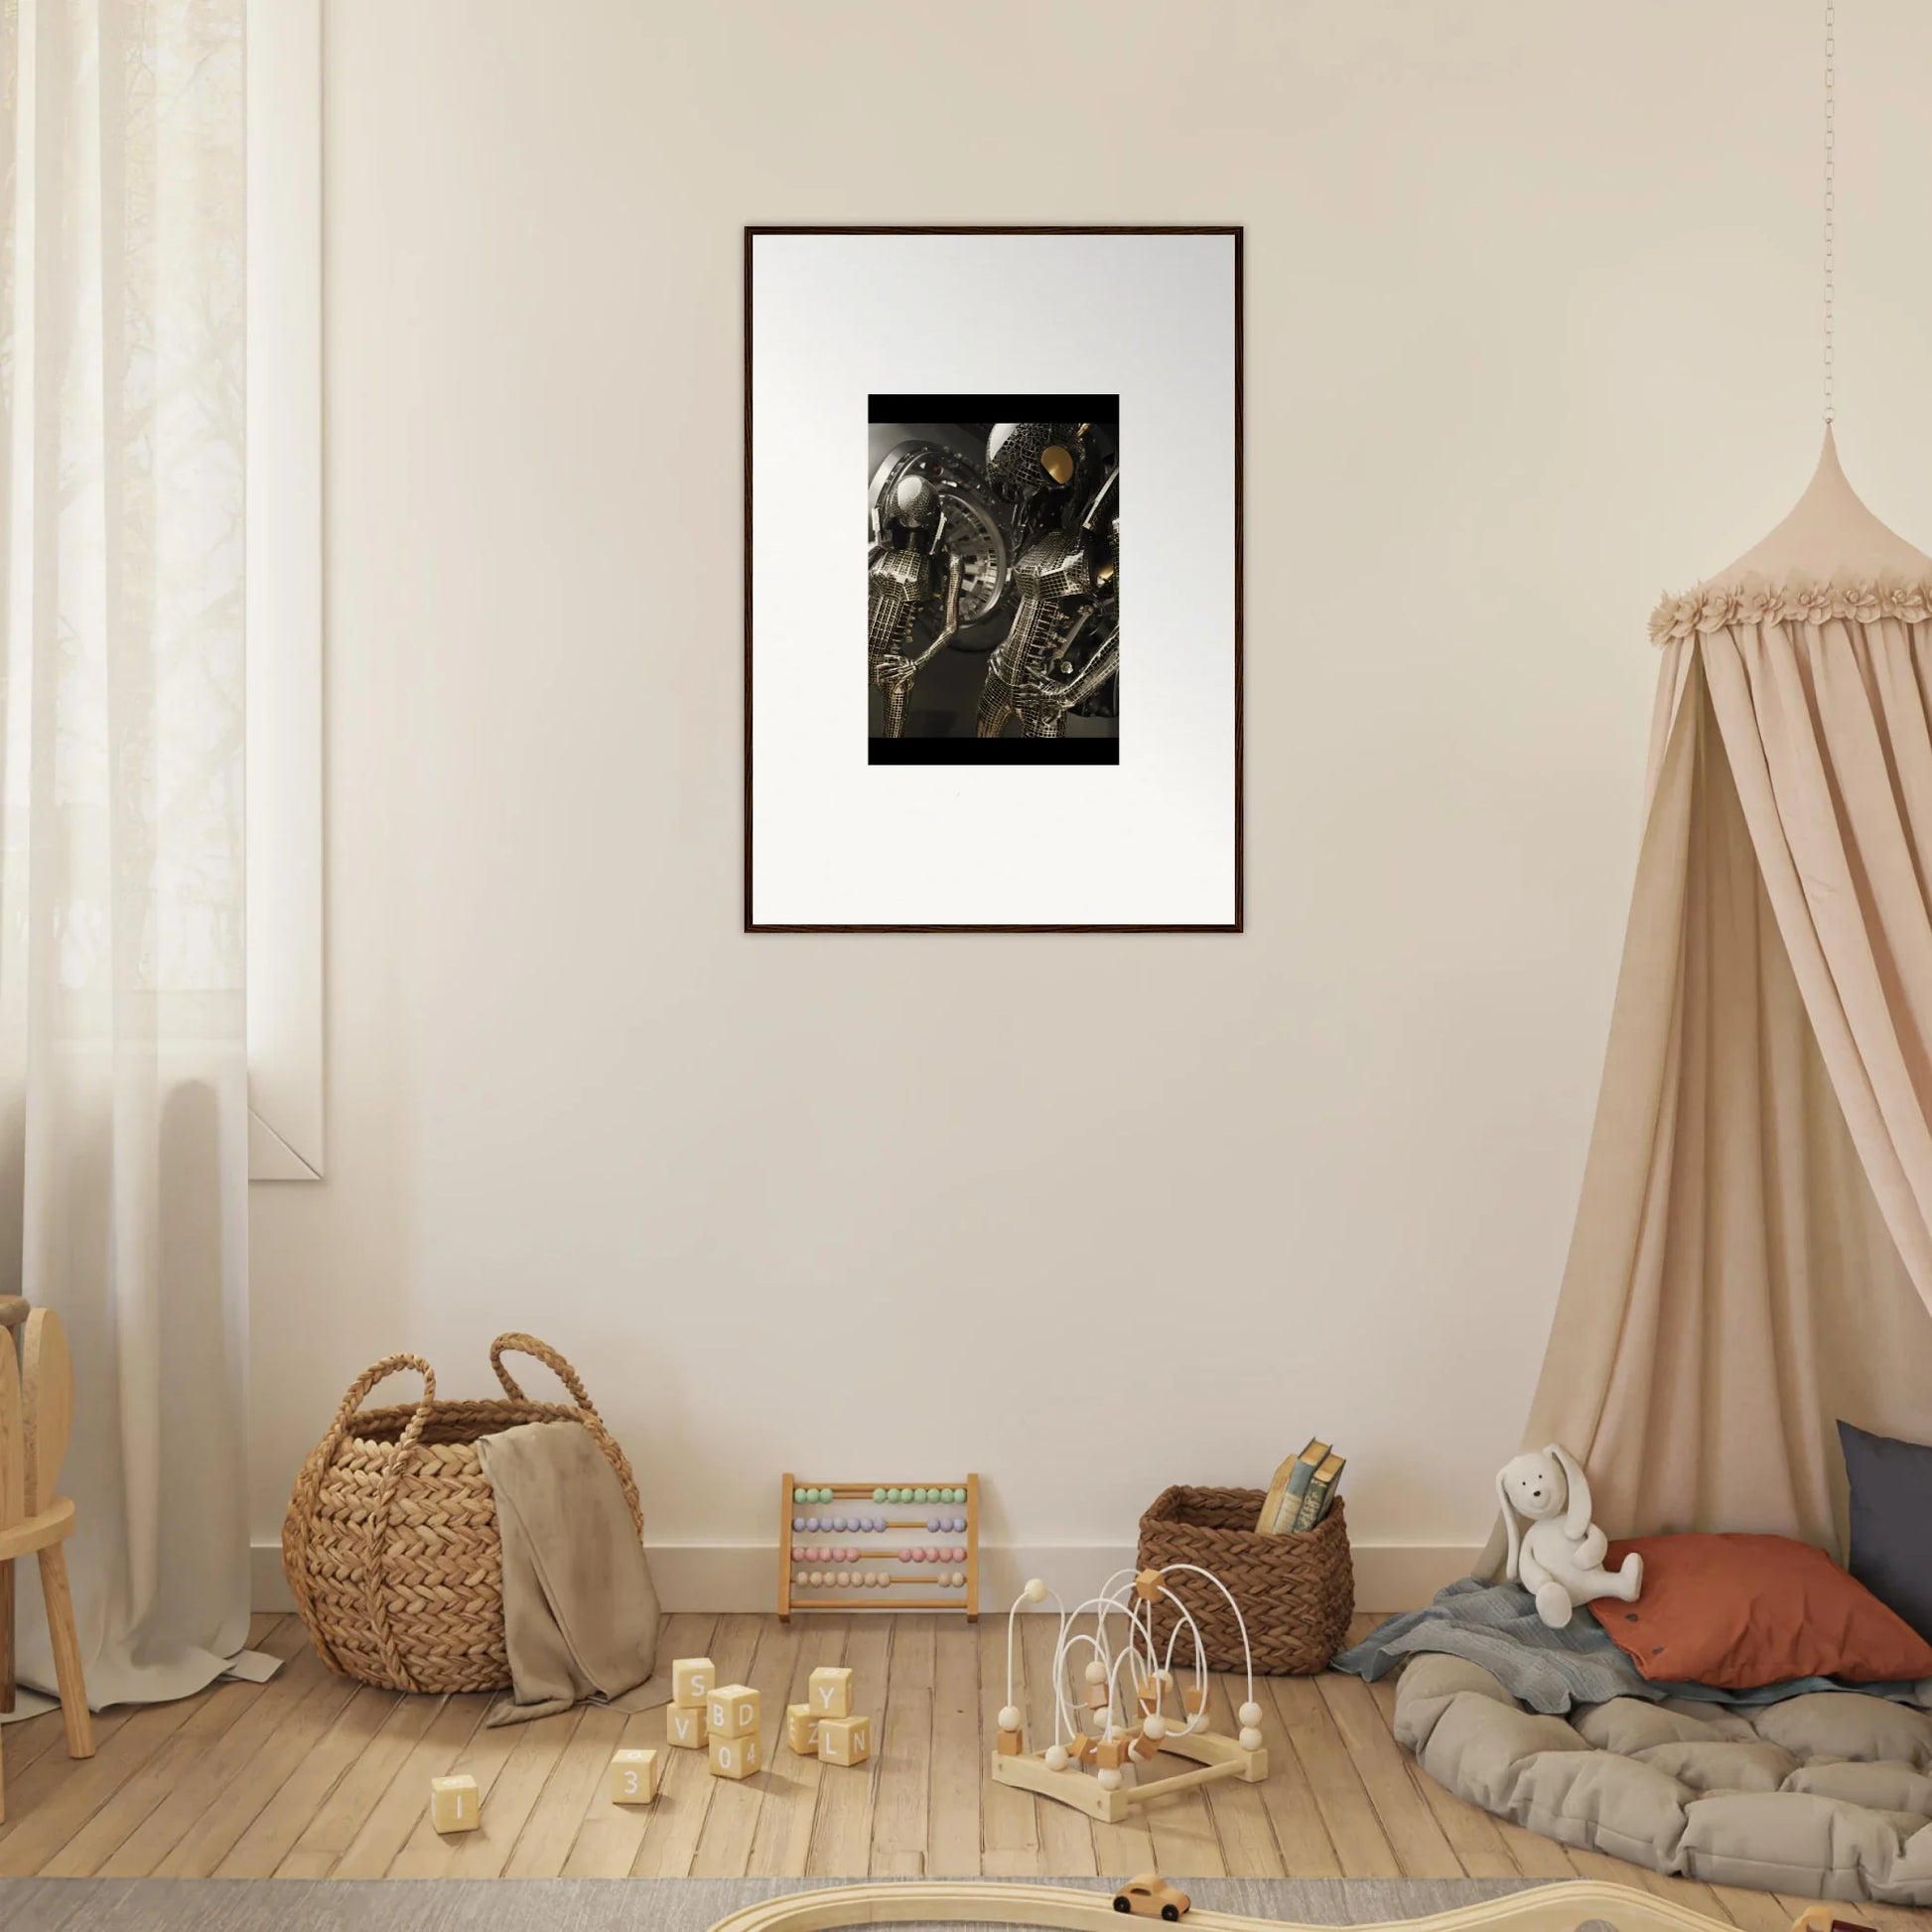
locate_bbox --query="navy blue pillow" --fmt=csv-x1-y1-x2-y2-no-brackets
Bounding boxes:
1840,1419,1932,1646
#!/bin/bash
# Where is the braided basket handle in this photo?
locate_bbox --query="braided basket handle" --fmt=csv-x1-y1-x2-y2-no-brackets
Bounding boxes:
284,1353,436,1691
487,1332,642,1538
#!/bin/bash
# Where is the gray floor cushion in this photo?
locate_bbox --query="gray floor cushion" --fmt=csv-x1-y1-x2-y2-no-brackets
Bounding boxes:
1395,1652,1932,1903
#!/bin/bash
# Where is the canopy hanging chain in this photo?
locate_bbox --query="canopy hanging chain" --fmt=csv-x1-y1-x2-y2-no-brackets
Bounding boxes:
1823,0,1836,423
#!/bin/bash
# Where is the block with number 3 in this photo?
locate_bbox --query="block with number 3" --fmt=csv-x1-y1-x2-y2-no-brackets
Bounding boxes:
608,1747,659,1805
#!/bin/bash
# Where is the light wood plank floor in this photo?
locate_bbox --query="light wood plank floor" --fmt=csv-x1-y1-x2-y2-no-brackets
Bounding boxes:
0,1611,1924,1931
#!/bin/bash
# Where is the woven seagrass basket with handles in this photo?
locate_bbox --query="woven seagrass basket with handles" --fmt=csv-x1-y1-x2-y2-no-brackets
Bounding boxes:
1137,1484,1354,1676
281,1333,642,1694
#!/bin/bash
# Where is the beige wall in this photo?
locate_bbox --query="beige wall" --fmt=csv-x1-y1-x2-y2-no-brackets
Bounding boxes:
249,0,1932,1605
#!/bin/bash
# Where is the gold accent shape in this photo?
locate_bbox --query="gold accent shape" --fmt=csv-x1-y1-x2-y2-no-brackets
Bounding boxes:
1040,446,1074,485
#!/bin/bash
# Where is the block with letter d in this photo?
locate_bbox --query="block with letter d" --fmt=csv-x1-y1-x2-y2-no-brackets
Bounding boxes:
707,1684,760,1739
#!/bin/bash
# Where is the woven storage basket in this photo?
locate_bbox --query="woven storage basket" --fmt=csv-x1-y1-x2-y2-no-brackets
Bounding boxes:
281,1333,642,1694
1137,1484,1353,1675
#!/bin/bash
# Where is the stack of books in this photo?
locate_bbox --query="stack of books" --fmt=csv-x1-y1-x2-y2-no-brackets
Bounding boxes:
1255,1438,1346,1534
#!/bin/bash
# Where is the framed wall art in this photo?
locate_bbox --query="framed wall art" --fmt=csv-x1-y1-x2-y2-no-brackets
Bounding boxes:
744,225,1242,932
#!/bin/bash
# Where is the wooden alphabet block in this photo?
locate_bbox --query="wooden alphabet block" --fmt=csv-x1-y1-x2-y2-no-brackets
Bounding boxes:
708,1728,762,1780
429,1773,481,1834
608,1747,659,1805
785,1703,821,1755
666,1702,709,1749
672,1656,717,1709
995,1725,1024,1756
706,1684,760,1740
818,1714,872,1766
808,1665,853,1720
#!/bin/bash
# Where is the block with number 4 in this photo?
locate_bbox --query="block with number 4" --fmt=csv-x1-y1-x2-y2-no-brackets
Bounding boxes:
666,1703,708,1749
429,1773,480,1834
709,1728,762,1780
673,1656,717,1708
818,1714,871,1766
707,1684,760,1739
808,1665,853,1720
608,1748,659,1805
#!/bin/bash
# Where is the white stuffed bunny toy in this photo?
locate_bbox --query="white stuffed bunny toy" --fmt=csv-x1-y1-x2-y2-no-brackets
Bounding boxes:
1497,1445,1643,1630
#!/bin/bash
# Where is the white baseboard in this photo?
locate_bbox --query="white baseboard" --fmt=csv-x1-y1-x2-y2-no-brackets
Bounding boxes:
253,1539,1477,1619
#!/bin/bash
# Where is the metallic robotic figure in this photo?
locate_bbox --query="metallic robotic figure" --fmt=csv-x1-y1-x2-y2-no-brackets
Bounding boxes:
975,436,1120,739
868,472,966,738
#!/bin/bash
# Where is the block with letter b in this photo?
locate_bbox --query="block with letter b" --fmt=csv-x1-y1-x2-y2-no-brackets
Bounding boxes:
666,1702,709,1749
709,1728,762,1780
707,1684,760,1739
673,1656,717,1709
819,1714,872,1766
608,1747,659,1805
808,1665,853,1720
429,1773,480,1834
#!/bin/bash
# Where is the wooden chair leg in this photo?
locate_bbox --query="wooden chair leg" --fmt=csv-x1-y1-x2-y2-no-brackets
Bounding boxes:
0,1557,14,1715
37,1544,92,1759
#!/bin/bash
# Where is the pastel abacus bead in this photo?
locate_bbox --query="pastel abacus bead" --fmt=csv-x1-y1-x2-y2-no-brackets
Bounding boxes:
872,1486,886,1502
792,1486,805,1503
898,1548,911,1563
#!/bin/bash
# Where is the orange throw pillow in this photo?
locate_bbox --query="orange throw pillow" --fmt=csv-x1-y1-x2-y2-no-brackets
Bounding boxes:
1587,1533,1932,1688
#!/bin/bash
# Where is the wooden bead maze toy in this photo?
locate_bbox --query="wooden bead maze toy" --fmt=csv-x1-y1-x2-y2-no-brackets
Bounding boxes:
776,1473,980,1620
990,1564,1267,1825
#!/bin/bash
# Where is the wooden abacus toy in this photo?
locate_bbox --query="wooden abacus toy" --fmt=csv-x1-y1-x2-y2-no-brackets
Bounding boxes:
990,1563,1268,1825
776,1473,980,1621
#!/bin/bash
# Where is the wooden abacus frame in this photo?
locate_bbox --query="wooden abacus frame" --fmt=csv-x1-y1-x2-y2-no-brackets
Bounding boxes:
776,1472,980,1621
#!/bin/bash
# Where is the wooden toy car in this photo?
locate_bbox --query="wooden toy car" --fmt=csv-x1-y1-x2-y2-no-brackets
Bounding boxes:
1114,1872,1190,1920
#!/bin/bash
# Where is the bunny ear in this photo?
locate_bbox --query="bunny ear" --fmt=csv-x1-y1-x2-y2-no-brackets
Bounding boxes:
1550,1445,1592,1540
1495,1468,1523,1582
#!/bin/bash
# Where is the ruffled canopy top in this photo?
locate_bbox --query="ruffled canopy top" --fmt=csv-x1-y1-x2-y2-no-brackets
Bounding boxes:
1650,427,1932,642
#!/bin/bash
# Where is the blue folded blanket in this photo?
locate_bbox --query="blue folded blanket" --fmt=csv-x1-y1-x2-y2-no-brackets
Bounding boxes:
1333,1577,1932,1716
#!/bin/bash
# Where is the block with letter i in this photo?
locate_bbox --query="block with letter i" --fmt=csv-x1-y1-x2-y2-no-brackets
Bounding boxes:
666,1702,708,1750
819,1714,872,1767
785,1702,821,1756
429,1773,480,1834
808,1665,853,1720
709,1728,762,1780
707,1684,760,1740
608,1747,659,1805
673,1656,717,1709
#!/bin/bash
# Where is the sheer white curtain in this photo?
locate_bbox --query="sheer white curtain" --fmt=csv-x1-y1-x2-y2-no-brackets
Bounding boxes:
0,0,250,1711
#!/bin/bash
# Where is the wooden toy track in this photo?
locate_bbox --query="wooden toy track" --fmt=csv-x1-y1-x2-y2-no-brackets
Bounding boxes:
705,1875,1751,1932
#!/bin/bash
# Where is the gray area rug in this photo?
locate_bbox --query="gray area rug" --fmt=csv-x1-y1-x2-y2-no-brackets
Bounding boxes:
0,1875,1549,1931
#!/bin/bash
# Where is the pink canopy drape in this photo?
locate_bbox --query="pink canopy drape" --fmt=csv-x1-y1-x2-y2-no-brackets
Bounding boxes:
1509,434,1932,1551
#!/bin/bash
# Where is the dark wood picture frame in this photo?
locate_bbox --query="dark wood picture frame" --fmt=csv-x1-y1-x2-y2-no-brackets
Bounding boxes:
744,224,1243,934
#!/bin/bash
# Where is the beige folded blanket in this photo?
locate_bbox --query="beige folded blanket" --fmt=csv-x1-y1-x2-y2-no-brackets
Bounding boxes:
476,1419,672,1725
